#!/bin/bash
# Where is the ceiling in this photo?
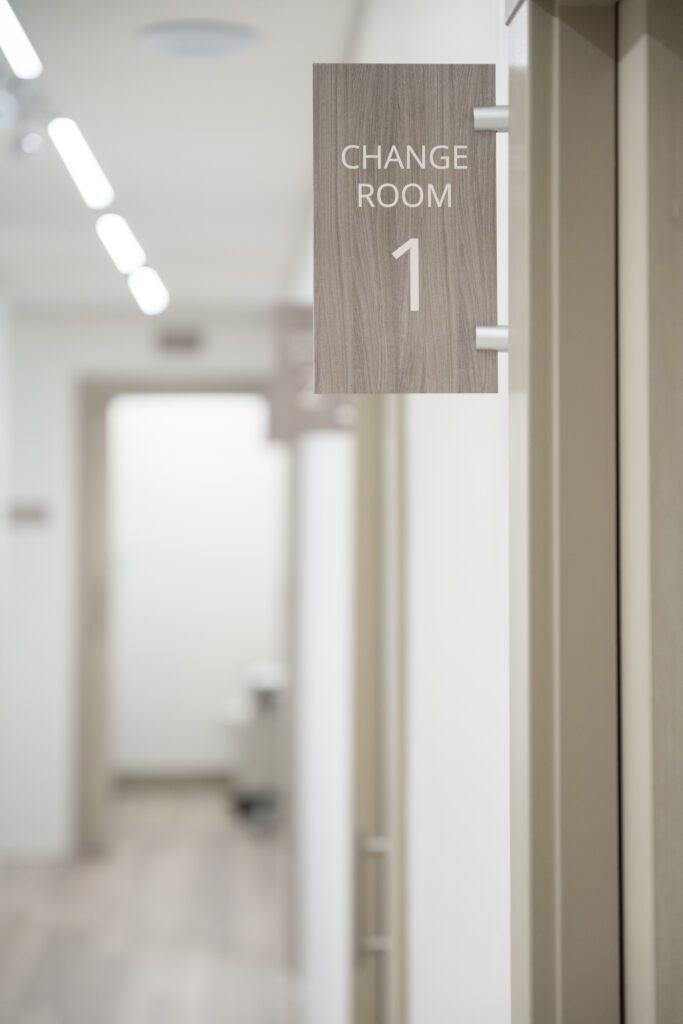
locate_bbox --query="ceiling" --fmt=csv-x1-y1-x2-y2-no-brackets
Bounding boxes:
0,0,359,313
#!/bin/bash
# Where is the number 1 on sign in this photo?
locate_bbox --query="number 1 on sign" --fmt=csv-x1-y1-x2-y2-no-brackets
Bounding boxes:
392,237,420,312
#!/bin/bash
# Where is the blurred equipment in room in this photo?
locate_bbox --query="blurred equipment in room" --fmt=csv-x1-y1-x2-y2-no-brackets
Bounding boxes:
223,659,289,825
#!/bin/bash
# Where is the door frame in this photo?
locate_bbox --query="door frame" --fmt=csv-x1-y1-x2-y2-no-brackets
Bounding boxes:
352,396,407,1024
76,375,270,853
618,2,683,1020
507,3,622,1022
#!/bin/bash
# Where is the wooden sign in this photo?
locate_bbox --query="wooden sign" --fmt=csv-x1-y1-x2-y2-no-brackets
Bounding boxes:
269,306,356,440
314,64,497,394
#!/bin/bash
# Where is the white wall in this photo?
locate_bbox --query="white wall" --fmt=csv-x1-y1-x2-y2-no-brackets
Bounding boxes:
0,298,9,834
288,0,511,1017
108,394,287,777
354,1,511,1020
0,296,8,506
294,432,355,1024
406,395,509,1023
0,310,274,856
356,0,497,60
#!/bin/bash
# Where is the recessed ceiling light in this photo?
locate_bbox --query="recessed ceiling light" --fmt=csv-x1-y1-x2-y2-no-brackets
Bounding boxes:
18,129,42,155
0,0,42,79
141,20,256,58
47,117,114,210
127,267,170,316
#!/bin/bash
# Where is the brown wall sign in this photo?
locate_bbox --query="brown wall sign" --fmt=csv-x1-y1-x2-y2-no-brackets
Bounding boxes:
314,64,497,394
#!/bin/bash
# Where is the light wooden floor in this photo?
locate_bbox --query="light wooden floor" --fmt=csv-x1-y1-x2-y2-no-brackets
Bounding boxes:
0,782,291,1024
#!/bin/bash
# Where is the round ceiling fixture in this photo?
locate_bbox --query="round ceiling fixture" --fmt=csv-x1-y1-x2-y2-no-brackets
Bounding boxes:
17,129,43,156
141,20,256,58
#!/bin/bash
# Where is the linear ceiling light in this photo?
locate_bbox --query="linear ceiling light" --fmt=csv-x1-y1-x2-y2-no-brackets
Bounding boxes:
95,214,146,274
47,117,114,210
127,266,170,316
0,0,42,79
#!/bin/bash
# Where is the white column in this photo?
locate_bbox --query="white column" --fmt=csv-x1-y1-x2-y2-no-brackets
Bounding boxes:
294,431,355,1024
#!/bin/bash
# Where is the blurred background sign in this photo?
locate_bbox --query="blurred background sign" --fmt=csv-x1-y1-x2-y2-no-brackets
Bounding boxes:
269,305,356,439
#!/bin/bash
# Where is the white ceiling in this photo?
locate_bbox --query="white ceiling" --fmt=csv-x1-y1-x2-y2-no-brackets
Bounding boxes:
0,0,358,312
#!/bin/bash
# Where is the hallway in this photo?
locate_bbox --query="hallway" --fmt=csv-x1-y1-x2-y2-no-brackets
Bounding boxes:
0,783,289,1024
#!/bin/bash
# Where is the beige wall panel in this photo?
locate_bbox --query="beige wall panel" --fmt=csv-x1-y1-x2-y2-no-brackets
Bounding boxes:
509,3,620,1022
353,397,386,1024
619,2,683,1021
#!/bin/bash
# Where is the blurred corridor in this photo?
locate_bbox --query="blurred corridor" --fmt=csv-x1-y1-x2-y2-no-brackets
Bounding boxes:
0,1,512,1023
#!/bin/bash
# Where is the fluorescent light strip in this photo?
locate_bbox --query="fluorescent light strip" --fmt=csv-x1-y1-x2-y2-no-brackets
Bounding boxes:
0,0,42,79
95,214,146,275
127,267,170,316
47,117,114,210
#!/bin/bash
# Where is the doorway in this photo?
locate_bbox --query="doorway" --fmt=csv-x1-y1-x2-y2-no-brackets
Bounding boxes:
107,394,287,786
73,384,293,1021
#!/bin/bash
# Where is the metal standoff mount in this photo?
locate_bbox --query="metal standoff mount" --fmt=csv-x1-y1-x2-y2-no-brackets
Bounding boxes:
475,325,509,353
473,105,509,132
473,108,509,355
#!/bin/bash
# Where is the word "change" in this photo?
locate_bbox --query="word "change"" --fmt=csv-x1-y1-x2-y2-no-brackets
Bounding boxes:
341,143,468,208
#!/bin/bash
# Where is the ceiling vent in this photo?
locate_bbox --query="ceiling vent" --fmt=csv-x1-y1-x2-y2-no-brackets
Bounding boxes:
158,326,203,353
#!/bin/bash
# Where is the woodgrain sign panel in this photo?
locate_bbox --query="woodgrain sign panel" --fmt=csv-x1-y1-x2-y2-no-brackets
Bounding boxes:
314,64,497,394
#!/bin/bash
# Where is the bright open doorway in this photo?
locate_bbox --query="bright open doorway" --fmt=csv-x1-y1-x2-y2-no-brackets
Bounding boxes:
107,393,288,786
73,389,293,1020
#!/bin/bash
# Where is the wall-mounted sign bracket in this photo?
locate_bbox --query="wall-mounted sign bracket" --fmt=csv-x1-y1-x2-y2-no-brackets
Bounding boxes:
475,325,509,352
473,105,510,132
472,104,509,357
